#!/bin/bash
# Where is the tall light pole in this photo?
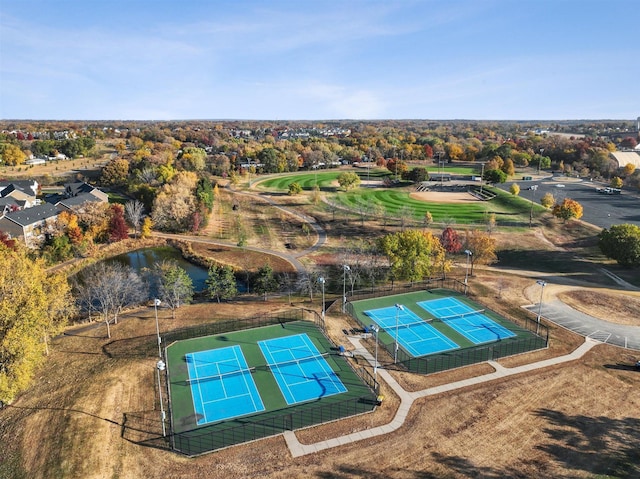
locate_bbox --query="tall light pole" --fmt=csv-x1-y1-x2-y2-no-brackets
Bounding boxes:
464,250,473,295
154,298,162,358
538,148,545,175
318,276,325,320
394,303,404,364
342,265,350,313
156,360,166,437
536,280,547,335
529,184,538,228
369,324,379,380
479,162,485,195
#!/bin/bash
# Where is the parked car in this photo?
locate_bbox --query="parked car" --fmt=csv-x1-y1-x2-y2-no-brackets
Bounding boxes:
635,360,640,371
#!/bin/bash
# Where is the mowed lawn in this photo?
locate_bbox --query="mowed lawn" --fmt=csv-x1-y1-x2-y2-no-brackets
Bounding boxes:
257,171,537,225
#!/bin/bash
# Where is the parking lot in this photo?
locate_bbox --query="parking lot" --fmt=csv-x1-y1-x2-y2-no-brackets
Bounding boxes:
525,300,640,351
501,174,640,229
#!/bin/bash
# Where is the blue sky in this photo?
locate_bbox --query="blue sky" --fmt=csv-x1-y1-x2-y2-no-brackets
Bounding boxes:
1,0,638,120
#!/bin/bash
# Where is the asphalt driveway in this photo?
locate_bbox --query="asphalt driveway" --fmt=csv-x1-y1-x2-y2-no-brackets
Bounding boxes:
526,300,640,350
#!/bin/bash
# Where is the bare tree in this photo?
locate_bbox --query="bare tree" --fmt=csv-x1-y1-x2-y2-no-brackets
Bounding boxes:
137,166,157,185
397,205,413,230
74,262,147,338
296,271,322,301
124,200,145,238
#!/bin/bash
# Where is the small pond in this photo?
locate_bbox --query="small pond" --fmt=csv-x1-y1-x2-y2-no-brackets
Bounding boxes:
108,247,210,292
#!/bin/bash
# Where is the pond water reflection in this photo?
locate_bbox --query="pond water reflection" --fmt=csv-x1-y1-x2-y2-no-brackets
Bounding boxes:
108,247,210,292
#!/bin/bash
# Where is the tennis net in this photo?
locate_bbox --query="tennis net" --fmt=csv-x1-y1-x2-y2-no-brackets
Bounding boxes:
378,319,432,333
186,367,255,385
265,352,331,371
438,309,485,322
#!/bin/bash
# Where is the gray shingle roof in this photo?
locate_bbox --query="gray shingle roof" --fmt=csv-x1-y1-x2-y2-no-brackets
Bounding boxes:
3,203,58,226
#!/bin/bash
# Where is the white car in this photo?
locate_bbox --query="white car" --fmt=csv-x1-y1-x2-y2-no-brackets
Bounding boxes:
555,184,565,188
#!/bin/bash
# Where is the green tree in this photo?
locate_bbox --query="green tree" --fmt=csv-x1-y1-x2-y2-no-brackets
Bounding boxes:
483,169,507,184
154,260,194,318
206,264,237,303
403,167,428,183
195,177,214,211
288,182,302,195
378,230,444,283
552,198,583,222
0,246,74,403
179,147,207,171
599,224,640,268
337,172,361,190
253,264,280,301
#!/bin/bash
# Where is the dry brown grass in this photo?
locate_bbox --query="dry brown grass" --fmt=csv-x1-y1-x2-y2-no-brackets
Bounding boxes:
2,183,640,478
558,289,640,326
2,300,638,479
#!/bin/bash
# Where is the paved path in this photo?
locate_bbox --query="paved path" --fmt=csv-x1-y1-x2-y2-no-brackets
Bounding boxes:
283,336,598,458
525,300,640,350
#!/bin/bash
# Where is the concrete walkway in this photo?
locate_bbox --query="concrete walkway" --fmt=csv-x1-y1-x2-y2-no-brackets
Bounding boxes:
283,336,598,458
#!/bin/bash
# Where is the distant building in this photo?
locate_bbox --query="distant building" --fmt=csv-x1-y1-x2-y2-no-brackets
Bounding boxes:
610,151,640,169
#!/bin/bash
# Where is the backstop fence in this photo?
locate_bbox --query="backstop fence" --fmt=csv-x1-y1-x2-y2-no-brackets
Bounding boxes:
161,308,324,348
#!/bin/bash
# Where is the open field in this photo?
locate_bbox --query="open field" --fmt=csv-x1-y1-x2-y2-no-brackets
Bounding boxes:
2,164,640,478
1,276,639,479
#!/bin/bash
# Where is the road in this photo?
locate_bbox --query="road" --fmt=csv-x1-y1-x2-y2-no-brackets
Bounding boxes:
500,174,640,229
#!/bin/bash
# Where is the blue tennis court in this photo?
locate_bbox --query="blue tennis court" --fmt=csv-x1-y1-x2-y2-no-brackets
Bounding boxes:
418,297,516,344
365,305,459,357
186,345,265,426
258,333,347,405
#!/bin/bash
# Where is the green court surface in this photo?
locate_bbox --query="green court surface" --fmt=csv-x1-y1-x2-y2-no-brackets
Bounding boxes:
165,320,377,455
348,289,546,373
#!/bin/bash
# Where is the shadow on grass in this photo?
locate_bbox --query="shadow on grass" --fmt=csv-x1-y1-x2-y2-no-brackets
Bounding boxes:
497,249,614,285
533,408,640,478
7,404,169,451
314,408,640,478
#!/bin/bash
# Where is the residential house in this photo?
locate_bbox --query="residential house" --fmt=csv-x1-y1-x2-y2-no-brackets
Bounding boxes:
55,192,107,212
64,181,109,203
0,197,22,215
0,179,39,208
0,203,59,247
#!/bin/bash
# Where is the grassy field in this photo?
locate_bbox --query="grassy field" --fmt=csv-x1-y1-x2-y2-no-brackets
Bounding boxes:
1,282,637,479
2,164,640,478
256,169,393,191
256,171,544,226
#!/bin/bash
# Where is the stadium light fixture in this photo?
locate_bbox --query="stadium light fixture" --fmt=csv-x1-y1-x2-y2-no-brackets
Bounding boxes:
318,276,326,320
464,250,473,295
536,280,547,335
342,265,350,313
154,298,162,358
394,304,404,364
369,324,380,380
156,360,166,437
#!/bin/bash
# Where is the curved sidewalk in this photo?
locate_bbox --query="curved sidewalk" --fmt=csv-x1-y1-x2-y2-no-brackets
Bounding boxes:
283,336,598,457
